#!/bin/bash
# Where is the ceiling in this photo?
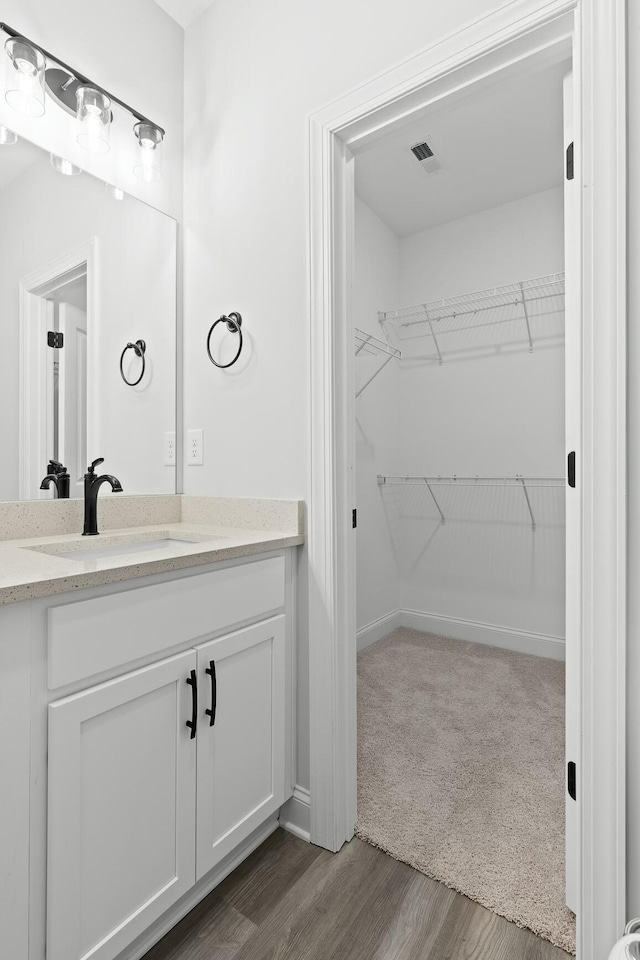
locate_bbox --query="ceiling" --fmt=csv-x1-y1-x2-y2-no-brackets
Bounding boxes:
153,0,217,28
355,59,568,238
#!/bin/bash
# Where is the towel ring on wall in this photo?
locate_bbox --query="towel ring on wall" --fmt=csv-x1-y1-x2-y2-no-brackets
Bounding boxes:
120,339,146,386
206,312,243,368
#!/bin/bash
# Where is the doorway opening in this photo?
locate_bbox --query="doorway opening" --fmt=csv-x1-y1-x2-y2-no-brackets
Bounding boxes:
19,243,95,501
353,49,573,954
307,5,626,960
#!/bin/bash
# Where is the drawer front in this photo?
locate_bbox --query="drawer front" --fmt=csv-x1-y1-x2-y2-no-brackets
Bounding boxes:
48,556,285,689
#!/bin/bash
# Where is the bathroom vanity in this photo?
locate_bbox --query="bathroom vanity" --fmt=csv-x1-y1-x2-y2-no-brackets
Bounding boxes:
0,496,303,960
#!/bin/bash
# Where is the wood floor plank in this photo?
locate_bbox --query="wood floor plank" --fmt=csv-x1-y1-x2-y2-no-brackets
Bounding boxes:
232,836,406,960
217,828,325,925
368,871,458,960
142,894,257,960
430,893,570,960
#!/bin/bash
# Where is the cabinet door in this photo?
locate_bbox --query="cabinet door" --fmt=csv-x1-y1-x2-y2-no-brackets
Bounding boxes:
47,650,197,960
196,616,286,878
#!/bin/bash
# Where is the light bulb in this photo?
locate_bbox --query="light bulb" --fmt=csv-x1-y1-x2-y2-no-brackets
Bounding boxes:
50,154,82,177
76,86,111,154
0,124,17,145
133,122,164,183
4,37,46,117
106,182,125,200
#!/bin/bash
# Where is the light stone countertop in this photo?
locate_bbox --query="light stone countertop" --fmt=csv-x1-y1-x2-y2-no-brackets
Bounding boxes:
0,521,304,604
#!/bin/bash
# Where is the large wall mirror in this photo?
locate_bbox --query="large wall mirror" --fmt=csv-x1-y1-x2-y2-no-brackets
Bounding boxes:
0,129,176,502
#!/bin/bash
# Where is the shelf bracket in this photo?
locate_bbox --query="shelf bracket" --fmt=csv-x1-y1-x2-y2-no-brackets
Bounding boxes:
519,476,536,530
424,479,446,524
519,282,534,353
424,306,443,365
355,332,372,356
355,352,395,398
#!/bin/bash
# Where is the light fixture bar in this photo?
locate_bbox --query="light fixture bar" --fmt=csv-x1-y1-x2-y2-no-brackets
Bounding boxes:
0,22,165,136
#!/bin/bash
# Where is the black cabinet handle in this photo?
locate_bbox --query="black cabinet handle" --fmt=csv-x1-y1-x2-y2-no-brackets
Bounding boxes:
186,669,197,739
205,660,217,726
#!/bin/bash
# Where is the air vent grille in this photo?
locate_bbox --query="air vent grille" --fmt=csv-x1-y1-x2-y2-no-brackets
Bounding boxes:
411,141,434,161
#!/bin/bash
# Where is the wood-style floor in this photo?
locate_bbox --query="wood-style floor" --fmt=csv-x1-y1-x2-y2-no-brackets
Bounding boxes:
142,828,571,960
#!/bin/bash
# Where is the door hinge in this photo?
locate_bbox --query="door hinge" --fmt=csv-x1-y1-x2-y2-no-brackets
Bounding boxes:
567,451,576,488
567,760,577,801
352,508,357,529
47,331,64,348
566,142,574,181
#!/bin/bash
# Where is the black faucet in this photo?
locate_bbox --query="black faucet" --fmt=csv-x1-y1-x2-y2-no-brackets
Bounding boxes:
40,460,71,499
82,458,123,536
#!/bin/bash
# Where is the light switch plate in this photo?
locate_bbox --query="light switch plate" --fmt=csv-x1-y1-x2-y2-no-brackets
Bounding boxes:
164,432,175,466
187,428,204,465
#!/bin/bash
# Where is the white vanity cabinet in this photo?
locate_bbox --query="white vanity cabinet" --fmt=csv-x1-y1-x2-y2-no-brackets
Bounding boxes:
0,550,296,960
195,617,286,878
47,651,198,960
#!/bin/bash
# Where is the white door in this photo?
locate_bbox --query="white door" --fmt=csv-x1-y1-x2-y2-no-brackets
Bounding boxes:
196,616,286,878
58,301,87,494
563,69,580,914
47,651,197,960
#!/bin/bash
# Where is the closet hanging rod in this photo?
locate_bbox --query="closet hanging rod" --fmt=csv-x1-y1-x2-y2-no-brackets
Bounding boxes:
382,286,564,329
378,273,565,360
377,475,564,487
377,474,564,531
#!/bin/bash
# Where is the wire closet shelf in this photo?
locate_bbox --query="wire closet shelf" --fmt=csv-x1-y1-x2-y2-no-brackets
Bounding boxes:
376,474,564,531
378,272,565,363
355,328,402,397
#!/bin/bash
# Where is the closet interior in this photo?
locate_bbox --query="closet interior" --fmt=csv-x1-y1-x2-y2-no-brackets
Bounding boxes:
353,52,574,957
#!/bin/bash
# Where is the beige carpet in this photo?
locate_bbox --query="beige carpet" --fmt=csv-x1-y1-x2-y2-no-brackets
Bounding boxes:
356,628,576,954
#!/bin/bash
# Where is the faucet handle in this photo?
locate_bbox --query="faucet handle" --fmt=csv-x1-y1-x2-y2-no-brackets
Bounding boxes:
87,458,105,475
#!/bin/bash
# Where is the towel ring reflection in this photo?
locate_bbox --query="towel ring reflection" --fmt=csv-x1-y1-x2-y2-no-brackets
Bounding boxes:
206,312,243,368
120,339,146,386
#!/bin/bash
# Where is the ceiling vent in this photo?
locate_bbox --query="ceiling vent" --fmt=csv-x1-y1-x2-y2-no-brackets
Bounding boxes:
410,138,443,175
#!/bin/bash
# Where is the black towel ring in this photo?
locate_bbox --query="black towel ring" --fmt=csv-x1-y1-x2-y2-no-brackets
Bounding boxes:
120,339,146,386
206,312,243,368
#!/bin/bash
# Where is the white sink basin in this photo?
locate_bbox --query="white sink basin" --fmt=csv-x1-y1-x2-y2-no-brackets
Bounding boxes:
55,538,203,561
26,532,226,562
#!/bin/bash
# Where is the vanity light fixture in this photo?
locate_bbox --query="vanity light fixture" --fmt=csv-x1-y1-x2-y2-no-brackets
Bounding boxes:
4,36,45,117
0,123,17,144
0,22,166,181
76,86,111,154
133,122,164,182
50,153,81,176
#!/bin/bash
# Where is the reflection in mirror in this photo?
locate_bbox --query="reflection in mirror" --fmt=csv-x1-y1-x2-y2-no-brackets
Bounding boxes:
0,131,176,501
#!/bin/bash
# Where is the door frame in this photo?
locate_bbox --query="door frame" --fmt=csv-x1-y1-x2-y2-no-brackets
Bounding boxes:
307,2,626,959
19,240,98,499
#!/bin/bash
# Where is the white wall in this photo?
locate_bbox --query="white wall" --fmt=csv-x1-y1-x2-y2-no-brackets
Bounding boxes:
395,187,565,640
354,198,401,635
0,154,177,500
183,0,504,797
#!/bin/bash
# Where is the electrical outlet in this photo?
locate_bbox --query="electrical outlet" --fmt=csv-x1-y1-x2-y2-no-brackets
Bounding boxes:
187,428,204,465
164,432,176,466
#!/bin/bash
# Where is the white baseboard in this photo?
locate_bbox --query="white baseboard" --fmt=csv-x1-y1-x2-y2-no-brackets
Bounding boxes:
279,785,311,842
357,609,402,651
401,609,565,661
122,815,280,960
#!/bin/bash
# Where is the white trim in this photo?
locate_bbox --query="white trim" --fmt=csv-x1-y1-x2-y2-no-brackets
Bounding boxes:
123,815,279,960
308,2,626,958
400,610,565,661
357,610,402,652
19,241,98,501
279,786,311,843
